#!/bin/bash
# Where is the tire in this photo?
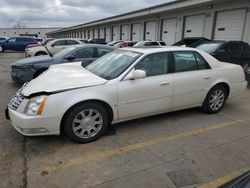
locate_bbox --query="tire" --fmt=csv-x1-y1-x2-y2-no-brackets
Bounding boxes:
202,85,227,114
33,69,47,78
35,51,47,56
63,102,109,143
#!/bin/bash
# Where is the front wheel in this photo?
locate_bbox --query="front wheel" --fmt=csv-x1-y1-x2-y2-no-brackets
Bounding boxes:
63,102,109,143
202,85,227,114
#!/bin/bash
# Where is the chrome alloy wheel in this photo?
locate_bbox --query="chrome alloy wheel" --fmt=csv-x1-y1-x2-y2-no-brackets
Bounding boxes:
72,109,103,138
209,89,225,111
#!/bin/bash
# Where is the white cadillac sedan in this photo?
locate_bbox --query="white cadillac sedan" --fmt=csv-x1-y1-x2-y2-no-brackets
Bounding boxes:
6,47,247,143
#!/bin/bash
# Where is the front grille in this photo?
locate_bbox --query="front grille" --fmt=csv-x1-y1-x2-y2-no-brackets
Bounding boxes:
8,92,24,110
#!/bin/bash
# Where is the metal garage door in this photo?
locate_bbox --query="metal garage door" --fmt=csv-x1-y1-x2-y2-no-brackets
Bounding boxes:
214,9,246,41
94,29,99,38
132,23,141,41
112,26,120,41
105,27,111,42
161,18,177,45
89,29,94,39
99,28,105,39
121,25,129,41
144,21,157,41
184,15,205,38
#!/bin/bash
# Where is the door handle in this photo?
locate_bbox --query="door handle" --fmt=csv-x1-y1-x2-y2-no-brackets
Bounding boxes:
160,82,169,86
204,76,211,80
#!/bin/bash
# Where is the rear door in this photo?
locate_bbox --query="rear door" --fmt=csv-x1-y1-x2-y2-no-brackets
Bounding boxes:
173,51,214,109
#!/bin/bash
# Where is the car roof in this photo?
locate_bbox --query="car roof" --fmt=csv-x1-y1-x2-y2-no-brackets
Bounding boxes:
121,46,199,54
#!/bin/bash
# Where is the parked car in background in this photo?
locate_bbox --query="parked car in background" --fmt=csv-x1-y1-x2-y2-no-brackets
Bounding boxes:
25,38,84,57
114,41,137,48
88,38,106,44
0,36,8,41
34,38,45,43
196,41,250,84
0,37,38,52
173,37,211,48
107,40,123,46
133,41,166,48
6,47,247,143
11,44,114,83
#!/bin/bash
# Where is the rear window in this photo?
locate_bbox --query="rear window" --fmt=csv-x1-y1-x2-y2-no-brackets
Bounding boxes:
145,42,159,46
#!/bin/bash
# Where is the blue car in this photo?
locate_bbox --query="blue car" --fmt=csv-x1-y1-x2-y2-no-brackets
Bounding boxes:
0,37,38,52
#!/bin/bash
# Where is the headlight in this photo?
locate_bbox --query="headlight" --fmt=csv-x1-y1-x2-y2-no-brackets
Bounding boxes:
24,96,47,115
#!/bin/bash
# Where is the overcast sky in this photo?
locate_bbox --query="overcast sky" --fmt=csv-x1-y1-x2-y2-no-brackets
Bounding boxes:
0,0,174,28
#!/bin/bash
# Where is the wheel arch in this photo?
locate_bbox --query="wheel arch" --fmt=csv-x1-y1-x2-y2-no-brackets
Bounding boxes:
60,99,114,135
35,51,48,56
208,81,230,99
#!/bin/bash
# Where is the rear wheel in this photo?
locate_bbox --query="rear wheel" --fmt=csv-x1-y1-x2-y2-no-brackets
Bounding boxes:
63,102,109,143
202,85,227,114
35,51,47,56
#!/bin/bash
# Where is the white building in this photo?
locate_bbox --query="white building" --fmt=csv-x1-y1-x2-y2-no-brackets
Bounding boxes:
0,28,62,38
46,0,250,45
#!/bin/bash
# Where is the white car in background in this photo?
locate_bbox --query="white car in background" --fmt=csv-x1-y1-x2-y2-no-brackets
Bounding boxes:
133,41,166,48
25,38,85,57
6,47,247,143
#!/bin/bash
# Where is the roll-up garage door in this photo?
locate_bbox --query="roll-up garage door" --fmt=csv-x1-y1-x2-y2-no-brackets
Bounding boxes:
112,26,120,41
161,18,177,45
144,21,157,41
94,29,99,38
184,15,205,38
105,27,111,42
121,25,129,41
99,28,105,39
89,29,94,39
131,23,141,41
214,9,246,41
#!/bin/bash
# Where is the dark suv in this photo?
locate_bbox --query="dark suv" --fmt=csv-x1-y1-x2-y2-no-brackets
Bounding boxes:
0,37,37,51
196,41,250,84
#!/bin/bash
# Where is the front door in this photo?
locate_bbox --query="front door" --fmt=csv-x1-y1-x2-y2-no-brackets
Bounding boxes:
118,52,173,120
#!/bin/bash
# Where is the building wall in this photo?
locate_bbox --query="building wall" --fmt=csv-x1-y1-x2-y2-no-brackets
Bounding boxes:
0,28,61,38
47,0,250,44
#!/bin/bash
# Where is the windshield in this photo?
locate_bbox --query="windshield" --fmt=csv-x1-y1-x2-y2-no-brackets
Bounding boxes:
196,43,222,54
86,50,142,80
53,47,76,58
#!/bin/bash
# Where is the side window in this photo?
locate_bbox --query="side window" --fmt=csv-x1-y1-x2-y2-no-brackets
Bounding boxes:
159,42,166,46
66,40,79,45
174,51,197,72
16,38,25,42
71,48,94,58
194,52,211,70
53,40,65,46
135,52,169,76
97,48,112,57
8,38,16,42
145,42,159,46
229,43,243,53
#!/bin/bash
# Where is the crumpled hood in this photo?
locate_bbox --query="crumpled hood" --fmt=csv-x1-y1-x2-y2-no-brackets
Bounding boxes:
21,62,107,97
11,55,54,66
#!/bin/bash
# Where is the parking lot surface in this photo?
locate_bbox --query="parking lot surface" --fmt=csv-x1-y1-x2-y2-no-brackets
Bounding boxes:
1,52,250,188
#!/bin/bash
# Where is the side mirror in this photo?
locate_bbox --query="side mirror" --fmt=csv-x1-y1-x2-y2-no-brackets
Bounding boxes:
51,43,55,47
125,69,146,80
218,48,226,53
65,55,75,61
